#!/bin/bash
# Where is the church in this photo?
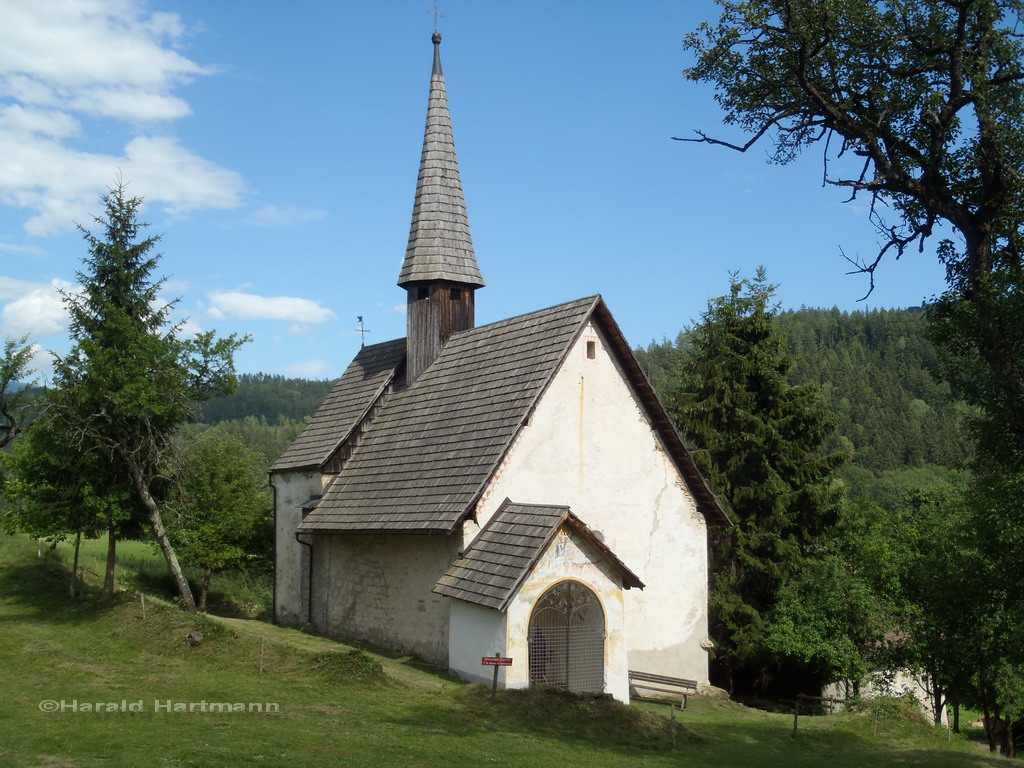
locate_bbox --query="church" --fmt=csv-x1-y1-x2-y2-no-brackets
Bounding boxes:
271,32,729,703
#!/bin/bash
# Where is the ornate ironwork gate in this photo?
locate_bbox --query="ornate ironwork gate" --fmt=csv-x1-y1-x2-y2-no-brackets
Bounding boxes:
527,581,605,694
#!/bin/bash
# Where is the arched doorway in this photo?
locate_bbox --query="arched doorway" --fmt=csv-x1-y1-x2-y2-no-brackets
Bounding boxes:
527,580,605,693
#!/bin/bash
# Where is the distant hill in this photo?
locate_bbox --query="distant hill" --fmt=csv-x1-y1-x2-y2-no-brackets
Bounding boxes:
199,373,335,425
635,306,973,481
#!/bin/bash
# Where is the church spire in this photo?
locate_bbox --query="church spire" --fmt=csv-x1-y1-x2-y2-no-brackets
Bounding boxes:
399,32,483,289
401,32,483,384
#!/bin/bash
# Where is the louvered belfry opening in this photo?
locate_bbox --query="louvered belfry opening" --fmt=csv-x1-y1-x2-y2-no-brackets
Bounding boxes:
528,581,605,694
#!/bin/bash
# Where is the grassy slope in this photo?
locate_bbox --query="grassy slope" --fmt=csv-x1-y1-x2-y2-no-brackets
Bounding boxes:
0,536,1004,768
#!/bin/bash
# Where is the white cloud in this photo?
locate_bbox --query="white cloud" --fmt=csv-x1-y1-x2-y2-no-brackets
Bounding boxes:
69,86,191,121
25,342,53,382
175,317,203,338
0,277,72,337
0,0,244,235
246,205,328,227
0,1,208,113
123,135,246,215
279,359,334,378
0,275,47,300
0,104,78,138
0,242,44,256
0,128,246,236
207,291,335,324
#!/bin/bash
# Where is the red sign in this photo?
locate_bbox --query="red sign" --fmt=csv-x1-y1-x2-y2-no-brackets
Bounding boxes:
481,656,513,666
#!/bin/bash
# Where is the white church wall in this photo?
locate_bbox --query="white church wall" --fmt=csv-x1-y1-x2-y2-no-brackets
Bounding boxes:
310,533,459,666
448,600,508,686
504,528,630,702
271,470,322,626
474,320,711,683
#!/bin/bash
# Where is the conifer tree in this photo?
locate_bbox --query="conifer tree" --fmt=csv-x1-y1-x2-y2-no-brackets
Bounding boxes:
669,268,846,694
38,182,246,611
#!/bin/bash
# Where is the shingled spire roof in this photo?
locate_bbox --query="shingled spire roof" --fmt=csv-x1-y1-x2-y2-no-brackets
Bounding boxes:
398,32,484,288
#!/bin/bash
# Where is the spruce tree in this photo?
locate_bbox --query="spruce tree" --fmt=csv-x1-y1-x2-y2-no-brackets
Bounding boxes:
39,183,246,611
669,269,845,694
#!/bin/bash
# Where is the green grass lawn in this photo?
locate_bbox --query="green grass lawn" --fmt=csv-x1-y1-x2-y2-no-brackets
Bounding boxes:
0,535,1006,767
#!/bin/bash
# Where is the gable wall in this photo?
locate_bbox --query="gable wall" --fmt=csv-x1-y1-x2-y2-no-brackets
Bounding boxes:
505,528,629,701
310,532,460,665
472,321,710,682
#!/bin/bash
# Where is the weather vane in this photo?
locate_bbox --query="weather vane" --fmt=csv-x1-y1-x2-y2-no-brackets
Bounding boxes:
355,316,371,347
426,2,444,32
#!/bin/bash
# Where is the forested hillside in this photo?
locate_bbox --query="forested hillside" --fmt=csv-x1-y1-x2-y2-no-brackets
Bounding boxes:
202,309,973,482
636,306,974,483
190,374,336,468
199,373,335,424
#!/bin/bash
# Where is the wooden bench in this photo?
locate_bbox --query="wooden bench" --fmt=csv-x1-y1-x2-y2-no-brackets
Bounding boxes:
628,670,698,708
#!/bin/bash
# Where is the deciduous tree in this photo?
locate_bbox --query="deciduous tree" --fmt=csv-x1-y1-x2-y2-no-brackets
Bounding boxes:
682,0,1024,465
170,429,271,611
0,336,35,449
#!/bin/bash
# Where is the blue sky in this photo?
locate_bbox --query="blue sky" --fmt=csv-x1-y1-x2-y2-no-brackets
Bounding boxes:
0,0,949,380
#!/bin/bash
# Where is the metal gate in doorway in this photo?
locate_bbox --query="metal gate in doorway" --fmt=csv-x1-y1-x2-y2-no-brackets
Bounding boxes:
527,581,605,694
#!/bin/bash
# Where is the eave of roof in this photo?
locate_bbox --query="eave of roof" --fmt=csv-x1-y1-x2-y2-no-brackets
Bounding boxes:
433,499,644,612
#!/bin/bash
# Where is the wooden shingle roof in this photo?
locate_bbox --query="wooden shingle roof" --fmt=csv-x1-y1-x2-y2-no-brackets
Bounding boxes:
433,499,644,612
284,294,729,532
397,33,484,289
270,339,405,472
298,296,599,532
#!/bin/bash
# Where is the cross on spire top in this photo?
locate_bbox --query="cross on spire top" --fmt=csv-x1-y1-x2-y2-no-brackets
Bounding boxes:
426,3,444,32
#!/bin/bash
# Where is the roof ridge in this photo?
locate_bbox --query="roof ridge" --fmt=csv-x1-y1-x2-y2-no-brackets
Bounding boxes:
450,295,601,337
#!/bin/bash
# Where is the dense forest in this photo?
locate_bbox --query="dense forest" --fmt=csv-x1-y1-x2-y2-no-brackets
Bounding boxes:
185,374,334,469
635,306,974,496
199,373,335,425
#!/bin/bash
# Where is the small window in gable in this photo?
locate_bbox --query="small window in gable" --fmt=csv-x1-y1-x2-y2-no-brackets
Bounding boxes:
586,340,597,359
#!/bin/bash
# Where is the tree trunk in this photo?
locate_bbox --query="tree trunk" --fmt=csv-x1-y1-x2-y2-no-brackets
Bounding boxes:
69,531,82,599
101,525,116,597
126,462,197,614
983,692,997,752
927,668,944,726
1007,719,1015,759
952,699,960,734
198,568,212,612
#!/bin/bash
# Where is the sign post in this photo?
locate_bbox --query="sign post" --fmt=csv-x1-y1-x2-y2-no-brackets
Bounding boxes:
481,655,513,699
